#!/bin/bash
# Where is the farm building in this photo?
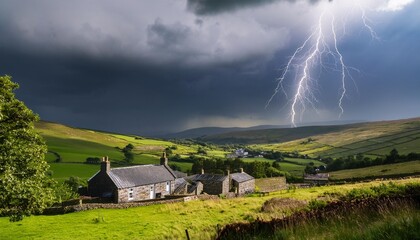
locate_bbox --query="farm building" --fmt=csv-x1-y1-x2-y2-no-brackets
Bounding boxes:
304,173,329,186
173,178,203,195
88,154,177,203
186,172,230,195
230,168,255,195
185,169,255,196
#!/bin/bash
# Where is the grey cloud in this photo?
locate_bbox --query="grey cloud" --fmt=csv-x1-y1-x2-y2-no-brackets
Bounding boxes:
148,19,192,49
187,0,279,15
0,0,419,135
187,0,321,15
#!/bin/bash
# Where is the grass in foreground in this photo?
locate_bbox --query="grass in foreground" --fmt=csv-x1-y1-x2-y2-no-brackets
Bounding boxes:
0,179,418,240
217,182,420,240
220,199,420,240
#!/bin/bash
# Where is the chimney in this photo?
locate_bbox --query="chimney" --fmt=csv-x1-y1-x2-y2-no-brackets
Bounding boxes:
101,156,110,173
160,152,168,165
240,168,244,173
226,169,230,176
201,168,204,174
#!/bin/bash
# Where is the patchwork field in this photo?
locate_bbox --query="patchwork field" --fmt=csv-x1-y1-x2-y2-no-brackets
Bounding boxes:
253,118,420,158
36,121,228,181
36,118,420,182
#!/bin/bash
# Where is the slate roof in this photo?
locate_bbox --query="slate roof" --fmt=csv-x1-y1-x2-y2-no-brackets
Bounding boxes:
231,172,254,183
173,170,188,178
107,165,176,189
187,174,228,182
173,178,188,194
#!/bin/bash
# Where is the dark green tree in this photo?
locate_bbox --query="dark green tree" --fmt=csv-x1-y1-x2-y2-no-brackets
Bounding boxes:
122,143,135,163
124,151,134,163
123,143,134,152
272,161,281,170
0,75,55,221
385,148,399,164
64,176,85,193
197,146,207,155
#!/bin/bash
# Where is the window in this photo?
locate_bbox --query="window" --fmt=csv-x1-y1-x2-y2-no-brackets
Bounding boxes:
128,188,134,200
166,181,170,192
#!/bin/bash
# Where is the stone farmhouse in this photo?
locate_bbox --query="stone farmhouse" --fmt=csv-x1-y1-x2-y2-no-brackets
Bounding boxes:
187,172,230,195
184,168,255,196
88,153,256,203
88,154,176,203
230,169,255,195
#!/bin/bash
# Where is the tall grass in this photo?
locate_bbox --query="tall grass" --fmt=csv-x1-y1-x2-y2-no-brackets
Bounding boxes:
217,182,420,240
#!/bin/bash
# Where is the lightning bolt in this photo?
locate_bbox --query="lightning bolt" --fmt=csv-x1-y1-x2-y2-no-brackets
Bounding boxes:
268,2,378,127
290,11,326,127
360,5,380,41
331,15,346,119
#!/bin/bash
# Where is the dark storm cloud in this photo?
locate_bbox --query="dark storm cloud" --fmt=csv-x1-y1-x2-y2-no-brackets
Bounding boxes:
0,0,419,134
0,35,276,134
187,0,321,15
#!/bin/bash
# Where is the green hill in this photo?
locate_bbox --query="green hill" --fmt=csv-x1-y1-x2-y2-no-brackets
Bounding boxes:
229,118,420,158
329,161,420,180
35,121,228,181
35,118,420,182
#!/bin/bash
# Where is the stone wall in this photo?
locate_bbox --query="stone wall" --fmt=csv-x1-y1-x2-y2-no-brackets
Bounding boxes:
255,177,287,192
236,179,255,195
44,196,198,215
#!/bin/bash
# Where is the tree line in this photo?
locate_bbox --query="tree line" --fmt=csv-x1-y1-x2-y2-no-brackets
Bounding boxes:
325,149,420,172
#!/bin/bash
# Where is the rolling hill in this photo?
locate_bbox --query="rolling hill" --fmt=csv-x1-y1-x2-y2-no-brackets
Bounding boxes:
159,120,361,139
35,117,420,182
199,117,420,158
157,125,287,139
35,121,229,181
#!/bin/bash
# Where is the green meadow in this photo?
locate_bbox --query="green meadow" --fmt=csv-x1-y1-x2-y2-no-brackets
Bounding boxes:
253,118,420,158
36,121,228,181
49,163,99,182
0,179,418,240
329,160,420,180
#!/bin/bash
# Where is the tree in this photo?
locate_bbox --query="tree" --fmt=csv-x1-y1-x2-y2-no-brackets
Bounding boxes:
0,75,55,221
122,143,135,163
64,176,85,193
124,151,134,163
197,146,207,155
385,148,399,164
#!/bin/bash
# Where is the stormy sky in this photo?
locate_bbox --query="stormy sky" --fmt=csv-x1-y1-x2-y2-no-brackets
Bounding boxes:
0,0,419,135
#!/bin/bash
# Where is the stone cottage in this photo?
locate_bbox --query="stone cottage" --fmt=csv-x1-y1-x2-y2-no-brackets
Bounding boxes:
88,154,176,203
230,168,255,195
304,173,329,186
185,169,255,196
173,178,204,195
186,170,230,195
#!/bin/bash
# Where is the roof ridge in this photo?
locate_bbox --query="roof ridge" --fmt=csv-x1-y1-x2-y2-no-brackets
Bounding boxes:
110,164,158,170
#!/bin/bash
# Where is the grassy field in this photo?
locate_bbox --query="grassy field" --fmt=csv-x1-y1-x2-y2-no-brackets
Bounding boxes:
49,163,99,182
0,179,418,240
242,158,319,177
35,121,228,180
220,185,420,239
254,118,420,158
283,157,325,166
329,160,420,180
